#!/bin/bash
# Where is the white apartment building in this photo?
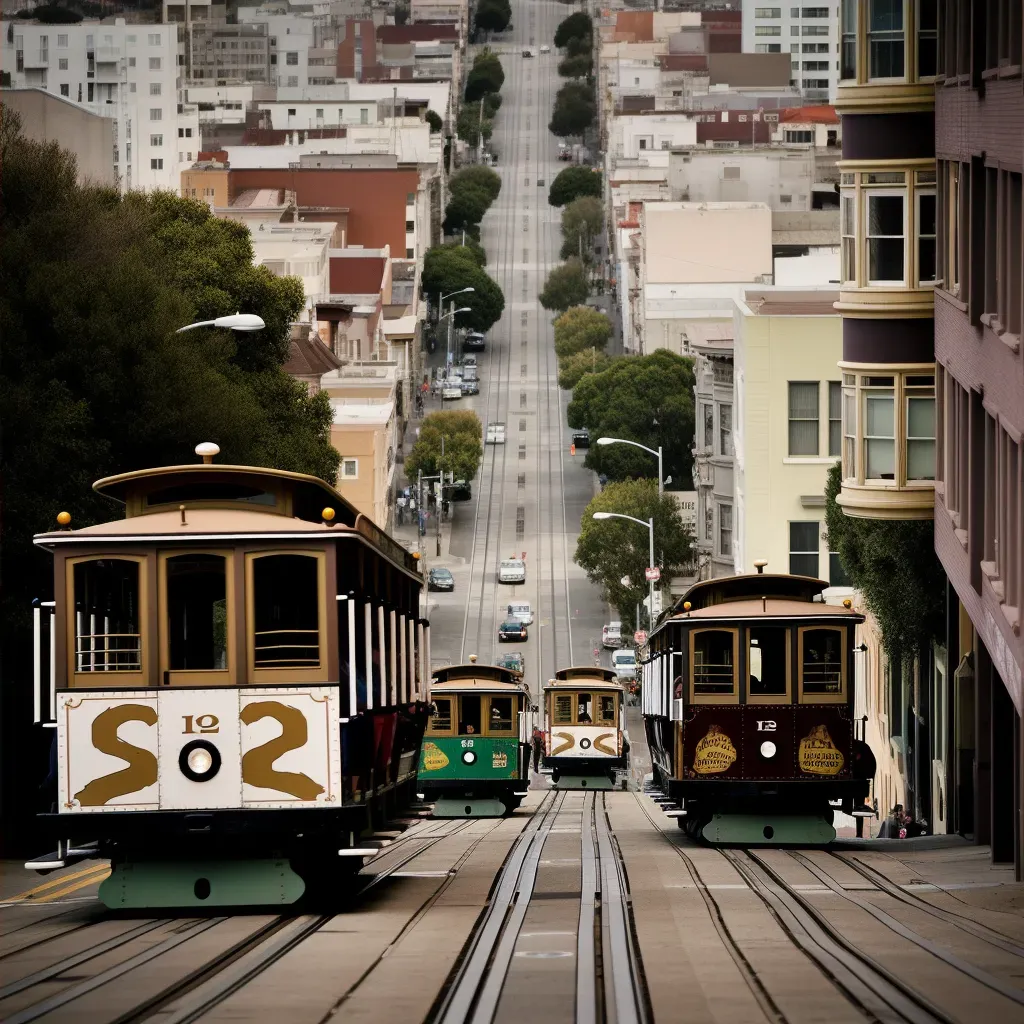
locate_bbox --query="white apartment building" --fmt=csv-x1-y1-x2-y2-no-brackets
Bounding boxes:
1,19,199,193
741,3,839,102
667,147,816,211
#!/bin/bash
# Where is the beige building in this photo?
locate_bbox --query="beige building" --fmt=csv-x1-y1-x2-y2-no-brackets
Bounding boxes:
330,400,397,530
1,88,115,187
732,288,847,584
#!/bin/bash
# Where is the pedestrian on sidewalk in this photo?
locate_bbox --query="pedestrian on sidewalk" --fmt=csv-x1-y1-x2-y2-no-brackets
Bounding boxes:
531,726,544,772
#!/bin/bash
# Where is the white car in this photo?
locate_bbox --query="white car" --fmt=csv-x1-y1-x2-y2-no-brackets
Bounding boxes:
539,44,550,53
602,621,622,648
442,385,463,400
507,601,533,625
611,648,637,681
498,558,526,584
486,422,506,444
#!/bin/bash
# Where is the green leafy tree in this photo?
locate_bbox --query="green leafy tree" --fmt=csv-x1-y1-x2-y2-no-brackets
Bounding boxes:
567,351,696,486
549,81,596,138
456,104,493,147
421,245,505,332
425,109,443,133
443,183,493,233
0,110,338,847
565,34,591,57
406,411,483,481
450,165,502,204
557,348,612,390
558,54,592,78
539,258,590,312
554,11,592,47
465,50,505,101
430,239,487,269
483,91,503,118
548,164,602,207
560,195,603,263
824,463,946,662
575,479,693,625
553,304,611,359
474,0,511,33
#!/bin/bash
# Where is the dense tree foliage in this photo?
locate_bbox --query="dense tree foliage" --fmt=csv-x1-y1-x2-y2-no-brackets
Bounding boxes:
406,410,483,482
443,165,501,235
567,351,696,486
553,305,611,359
474,0,511,34
549,81,596,138
465,49,505,102
560,195,603,264
539,258,590,312
824,463,946,662
456,104,494,148
422,244,505,332
575,480,693,626
564,34,591,57
0,109,338,848
558,53,592,79
425,109,443,133
548,165,602,207
554,11,592,47
450,165,501,203
557,348,612,390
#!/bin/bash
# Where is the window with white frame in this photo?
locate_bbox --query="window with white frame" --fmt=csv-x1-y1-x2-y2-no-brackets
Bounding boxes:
150,134,163,146
148,32,161,45
946,162,961,297
754,6,781,16
702,403,713,448
149,56,161,70
868,0,904,78
58,57,68,69
789,521,819,577
150,158,163,170
828,382,842,457
60,83,69,95
755,25,782,35
917,0,938,78
718,504,732,558
719,403,732,457
905,376,935,481
150,108,162,120
57,33,68,46
863,379,895,480
341,458,358,479
149,82,161,95
916,188,936,285
866,191,905,284
286,51,298,64
788,382,819,456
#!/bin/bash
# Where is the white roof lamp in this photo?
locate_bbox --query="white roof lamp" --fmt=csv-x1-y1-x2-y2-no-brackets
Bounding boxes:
177,313,266,333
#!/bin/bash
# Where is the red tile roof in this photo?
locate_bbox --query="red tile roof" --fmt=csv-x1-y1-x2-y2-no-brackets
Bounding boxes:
781,104,839,124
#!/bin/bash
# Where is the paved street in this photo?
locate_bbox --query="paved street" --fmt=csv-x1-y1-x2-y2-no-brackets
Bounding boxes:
403,12,610,691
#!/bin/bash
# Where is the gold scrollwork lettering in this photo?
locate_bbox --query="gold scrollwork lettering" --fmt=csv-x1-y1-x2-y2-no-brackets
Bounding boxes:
550,731,575,756
240,700,325,800
74,704,158,806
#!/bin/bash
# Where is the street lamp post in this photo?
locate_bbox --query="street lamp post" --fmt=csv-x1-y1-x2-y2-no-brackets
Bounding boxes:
592,511,656,629
595,436,664,495
438,306,473,405
438,287,475,368
176,313,266,333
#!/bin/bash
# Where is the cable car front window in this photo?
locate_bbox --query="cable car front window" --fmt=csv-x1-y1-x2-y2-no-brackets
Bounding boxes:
576,693,593,723
430,697,452,732
488,696,514,733
801,628,845,698
167,554,227,670
73,559,141,672
459,694,481,734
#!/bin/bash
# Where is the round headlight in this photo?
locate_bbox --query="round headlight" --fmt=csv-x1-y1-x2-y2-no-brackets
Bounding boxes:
179,739,222,782
462,750,477,765
760,741,777,759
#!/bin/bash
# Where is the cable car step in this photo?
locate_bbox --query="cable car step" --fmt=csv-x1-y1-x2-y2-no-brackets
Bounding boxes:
431,797,508,818
702,814,836,846
25,843,99,873
99,859,305,909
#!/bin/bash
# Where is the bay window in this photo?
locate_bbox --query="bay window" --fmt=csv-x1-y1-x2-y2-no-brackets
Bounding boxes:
868,0,904,79
839,367,936,491
840,0,857,79
841,193,856,283
916,187,936,285
866,191,905,284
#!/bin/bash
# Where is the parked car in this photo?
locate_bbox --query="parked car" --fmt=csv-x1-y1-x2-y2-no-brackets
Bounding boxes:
498,619,529,642
572,429,591,449
486,422,506,444
463,332,487,352
611,647,637,681
602,621,623,648
498,558,526,584
428,567,455,592
451,479,472,501
507,601,533,625
497,652,526,673
539,44,551,53
442,385,462,400
463,354,478,367
461,365,479,382
460,379,480,396
521,48,534,57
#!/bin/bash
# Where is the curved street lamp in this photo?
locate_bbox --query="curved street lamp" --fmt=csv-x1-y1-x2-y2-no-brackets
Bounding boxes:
176,313,266,333
439,303,474,370
596,436,664,495
592,510,656,628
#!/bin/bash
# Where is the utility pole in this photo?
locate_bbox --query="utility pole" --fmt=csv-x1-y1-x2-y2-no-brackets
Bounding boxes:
647,516,655,629
477,94,485,165
417,469,424,563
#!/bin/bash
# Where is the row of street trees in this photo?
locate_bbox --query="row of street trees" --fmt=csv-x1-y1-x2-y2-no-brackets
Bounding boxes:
457,49,504,148
422,242,504,334
405,410,484,483
553,305,612,389
443,164,501,236
549,13,596,138
473,0,510,34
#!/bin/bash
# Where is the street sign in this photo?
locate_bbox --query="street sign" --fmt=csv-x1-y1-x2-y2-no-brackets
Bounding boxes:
645,566,661,582
634,630,647,645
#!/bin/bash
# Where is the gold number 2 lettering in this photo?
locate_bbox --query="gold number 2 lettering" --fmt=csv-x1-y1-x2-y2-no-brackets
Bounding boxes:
74,704,158,807
240,701,325,801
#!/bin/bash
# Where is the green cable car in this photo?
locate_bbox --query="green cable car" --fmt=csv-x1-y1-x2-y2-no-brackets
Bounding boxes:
418,660,533,817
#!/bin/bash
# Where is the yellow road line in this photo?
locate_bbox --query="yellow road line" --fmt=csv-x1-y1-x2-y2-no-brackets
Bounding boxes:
5,862,109,904
33,868,111,903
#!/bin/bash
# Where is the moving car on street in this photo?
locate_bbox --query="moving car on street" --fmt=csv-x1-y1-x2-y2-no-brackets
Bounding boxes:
602,621,622,648
611,647,637,682
497,652,526,673
464,332,487,352
572,429,591,449
487,422,506,444
442,384,462,400
507,601,533,625
452,479,472,500
460,380,480,396
498,558,526,584
428,567,455,591
498,618,529,642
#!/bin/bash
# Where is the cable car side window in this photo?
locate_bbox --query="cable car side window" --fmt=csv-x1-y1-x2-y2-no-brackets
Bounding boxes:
69,557,146,684
487,696,515,734
598,695,616,724
430,697,453,732
690,628,738,703
576,692,593,723
553,693,573,724
747,627,790,703
799,626,846,703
